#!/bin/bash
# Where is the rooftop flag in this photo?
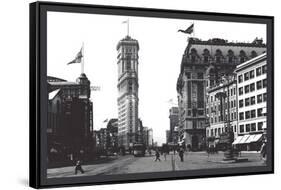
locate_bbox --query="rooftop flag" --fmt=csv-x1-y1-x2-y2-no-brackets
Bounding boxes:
178,23,194,34
67,46,83,65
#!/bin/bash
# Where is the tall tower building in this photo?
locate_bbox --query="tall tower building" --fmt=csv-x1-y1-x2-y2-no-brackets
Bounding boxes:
116,35,140,150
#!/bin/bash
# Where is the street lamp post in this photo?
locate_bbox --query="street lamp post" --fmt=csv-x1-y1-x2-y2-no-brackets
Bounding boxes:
215,74,235,161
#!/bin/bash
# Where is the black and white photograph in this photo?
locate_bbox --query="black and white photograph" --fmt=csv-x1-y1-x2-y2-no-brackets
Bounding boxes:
28,1,274,188
46,12,269,177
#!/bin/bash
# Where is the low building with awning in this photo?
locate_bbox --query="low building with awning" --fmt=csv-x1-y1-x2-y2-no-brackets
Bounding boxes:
232,134,263,151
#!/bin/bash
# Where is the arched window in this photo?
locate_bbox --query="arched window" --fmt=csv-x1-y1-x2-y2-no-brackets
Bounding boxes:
202,49,210,63
227,49,234,63
251,50,257,58
190,48,198,63
239,50,247,63
215,49,222,63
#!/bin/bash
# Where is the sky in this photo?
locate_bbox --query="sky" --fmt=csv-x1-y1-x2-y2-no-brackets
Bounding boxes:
47,12,266,144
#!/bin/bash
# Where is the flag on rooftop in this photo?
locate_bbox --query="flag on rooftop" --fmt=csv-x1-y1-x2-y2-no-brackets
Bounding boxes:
67,46,83,65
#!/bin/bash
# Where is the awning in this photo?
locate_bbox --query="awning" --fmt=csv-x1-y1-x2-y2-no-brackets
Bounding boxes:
232,136,243,145
244,135,256,144
251,134,263,143
236,135,250,145
233,134,263,145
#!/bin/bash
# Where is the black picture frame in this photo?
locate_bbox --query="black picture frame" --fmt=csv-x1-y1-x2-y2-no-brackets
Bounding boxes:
30,1,274,188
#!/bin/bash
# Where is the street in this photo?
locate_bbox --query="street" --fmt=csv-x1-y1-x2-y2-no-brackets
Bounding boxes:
47,151,265,178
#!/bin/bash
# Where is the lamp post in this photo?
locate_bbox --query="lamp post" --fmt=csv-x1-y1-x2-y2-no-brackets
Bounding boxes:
215,74,235,161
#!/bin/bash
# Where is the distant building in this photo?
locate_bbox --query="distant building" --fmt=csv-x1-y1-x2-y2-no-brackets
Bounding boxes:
169,107,179,143
47,73,93,163
233,53,267,150
116,35,140,150
106,118,119,153
176,37,266,151
166,130,170,144
142,127,149,148
148,128,153,147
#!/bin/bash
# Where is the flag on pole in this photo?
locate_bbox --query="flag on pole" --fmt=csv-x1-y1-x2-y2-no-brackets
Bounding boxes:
67,46,83,65
178,23,194,34
122,19,130,36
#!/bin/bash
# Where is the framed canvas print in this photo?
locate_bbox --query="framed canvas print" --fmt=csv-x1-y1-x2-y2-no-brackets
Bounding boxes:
29,1,274,188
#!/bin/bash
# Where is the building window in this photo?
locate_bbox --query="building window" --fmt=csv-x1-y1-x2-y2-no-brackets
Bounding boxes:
257,94,263,103
250,83,255,92
186,72,191,79
251,96,256,105
246,124,250,132
239,112,244,120
244,72,250,81
198,73,204,79
233,87,236,95
244,85,250,93
263,93,267,102
251,51,257,58
258,122,263,131
250,70,255,79
257,80,262,90
245,111,251,119
262,65,267,74
239,87,243,95
204,56,209,63
239,99,244,108
238,75,243,83
251,123,256,131
256,67,262,76
245,98,250,106
257,108,263,117
191,55,196,63
240,125,244,133
263,79,267,88
251,110,256,118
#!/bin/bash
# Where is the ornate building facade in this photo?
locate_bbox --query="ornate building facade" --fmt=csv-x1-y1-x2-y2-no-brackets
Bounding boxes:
116,35,140,150
176,37,266,151
47,74,93,164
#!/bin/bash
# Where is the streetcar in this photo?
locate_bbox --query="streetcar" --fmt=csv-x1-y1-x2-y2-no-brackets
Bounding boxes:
132,143,145,157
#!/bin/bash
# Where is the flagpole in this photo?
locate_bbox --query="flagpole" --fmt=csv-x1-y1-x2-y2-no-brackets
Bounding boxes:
193,21,195,37
127,19,129,36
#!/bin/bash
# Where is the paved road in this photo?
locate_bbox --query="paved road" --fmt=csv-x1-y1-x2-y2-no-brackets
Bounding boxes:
47,151,265,178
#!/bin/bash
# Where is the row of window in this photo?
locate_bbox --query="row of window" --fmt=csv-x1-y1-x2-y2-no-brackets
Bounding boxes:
239,93,267,108
238,65,267,83
185,72,204,79
239,108,265,120
208,100,237,114
208,88,236,103
207,125,237,137
238,79,267,95
210,112,237,124
239,122,264,133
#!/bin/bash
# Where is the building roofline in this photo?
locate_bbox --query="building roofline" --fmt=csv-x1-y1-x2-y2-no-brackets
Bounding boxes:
234,53,267,72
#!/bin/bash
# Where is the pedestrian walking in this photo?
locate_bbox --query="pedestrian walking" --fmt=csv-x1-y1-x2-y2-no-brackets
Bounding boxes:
164,151,167,161
155,149,161,161
74,160,85,174
179,148,184,162
260,140,267,161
